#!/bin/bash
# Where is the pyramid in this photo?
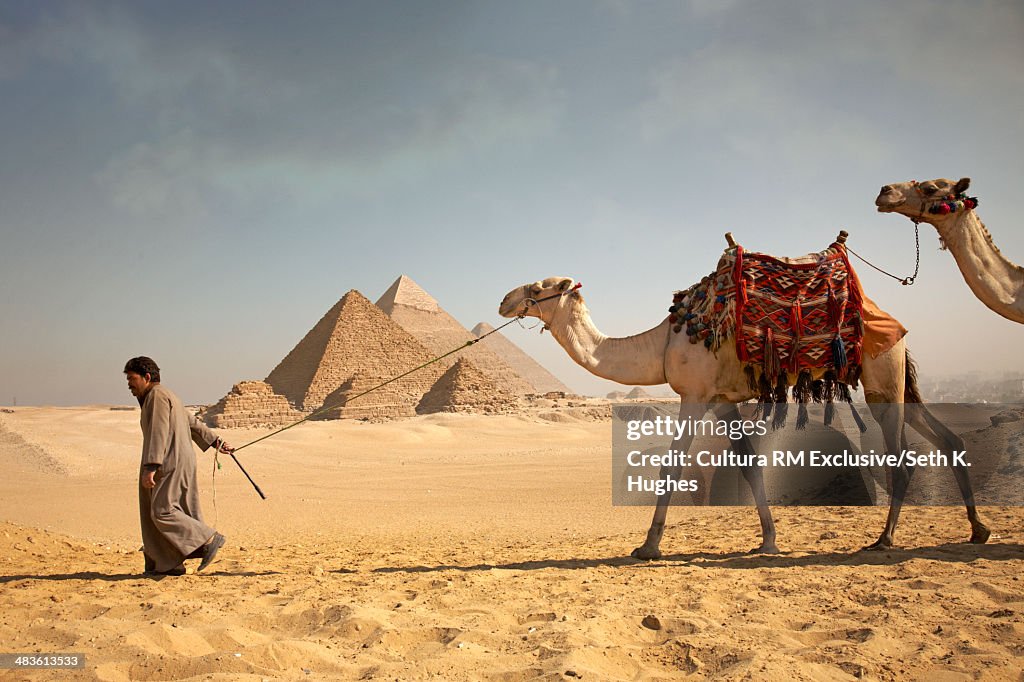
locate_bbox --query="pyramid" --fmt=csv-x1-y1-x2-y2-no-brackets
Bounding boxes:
204,381,303,428
625,387,652,400
470,322,572,394
417,358,518,415
375,275,536,395
265,289,445,414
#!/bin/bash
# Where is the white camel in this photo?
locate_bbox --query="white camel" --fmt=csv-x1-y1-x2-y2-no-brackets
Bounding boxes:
876,177,1024,324
499,274,990,557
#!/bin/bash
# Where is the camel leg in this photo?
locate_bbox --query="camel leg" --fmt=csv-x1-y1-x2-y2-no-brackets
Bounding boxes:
864,399,909,550
631,402,707,560
906,404,991,544
718,404,778,554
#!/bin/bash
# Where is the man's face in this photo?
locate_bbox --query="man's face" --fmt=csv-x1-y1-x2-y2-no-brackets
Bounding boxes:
125,371,152,398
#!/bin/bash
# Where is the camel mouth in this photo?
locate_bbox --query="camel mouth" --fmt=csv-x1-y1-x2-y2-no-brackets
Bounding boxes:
498,292,523,318
874,195,905,212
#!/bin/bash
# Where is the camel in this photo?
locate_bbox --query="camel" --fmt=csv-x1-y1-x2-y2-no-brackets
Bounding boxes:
875,177,1024,324
499,273,990,558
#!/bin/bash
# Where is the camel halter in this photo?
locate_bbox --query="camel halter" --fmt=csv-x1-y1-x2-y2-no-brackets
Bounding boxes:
910,180,979,218
519,282,583,323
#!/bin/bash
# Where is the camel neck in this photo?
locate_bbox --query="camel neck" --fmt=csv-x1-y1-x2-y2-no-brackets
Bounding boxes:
934,210,1024,322
545,296,669,385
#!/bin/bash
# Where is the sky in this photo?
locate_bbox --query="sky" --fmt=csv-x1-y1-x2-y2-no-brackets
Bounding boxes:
2,0,1023,406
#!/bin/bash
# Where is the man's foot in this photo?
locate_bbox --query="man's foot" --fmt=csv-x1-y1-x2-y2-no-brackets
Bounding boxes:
197,533,226,572
144,565,186,577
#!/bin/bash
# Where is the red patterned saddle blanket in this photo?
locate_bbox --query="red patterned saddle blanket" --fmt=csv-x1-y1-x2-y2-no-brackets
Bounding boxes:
669,239,867,426
735,244,863,379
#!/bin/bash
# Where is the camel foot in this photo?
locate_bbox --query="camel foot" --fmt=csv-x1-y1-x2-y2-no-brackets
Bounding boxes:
970,525,991,544
631,545,662,560
862,537,893,551
749,542,780,555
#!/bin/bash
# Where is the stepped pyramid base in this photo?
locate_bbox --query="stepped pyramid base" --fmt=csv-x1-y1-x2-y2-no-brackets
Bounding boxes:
204,381,303,428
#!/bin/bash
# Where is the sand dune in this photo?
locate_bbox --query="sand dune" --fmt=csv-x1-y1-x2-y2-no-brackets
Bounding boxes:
1,407,1022,681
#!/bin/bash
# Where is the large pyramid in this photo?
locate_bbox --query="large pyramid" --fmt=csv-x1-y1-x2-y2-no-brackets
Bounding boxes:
375,275,536,395
264,289,446,414
470,322,572,394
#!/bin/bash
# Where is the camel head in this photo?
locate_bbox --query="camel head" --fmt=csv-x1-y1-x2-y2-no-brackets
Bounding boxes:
875,177,975,224
498,277,579,322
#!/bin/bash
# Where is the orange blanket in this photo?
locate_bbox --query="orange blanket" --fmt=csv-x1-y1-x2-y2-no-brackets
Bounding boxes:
861,295,908,358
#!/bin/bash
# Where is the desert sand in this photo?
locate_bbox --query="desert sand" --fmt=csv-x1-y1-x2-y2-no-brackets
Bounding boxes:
1,406,1022,681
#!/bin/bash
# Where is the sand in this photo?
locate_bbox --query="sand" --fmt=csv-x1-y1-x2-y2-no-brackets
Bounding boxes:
1,406,1022,681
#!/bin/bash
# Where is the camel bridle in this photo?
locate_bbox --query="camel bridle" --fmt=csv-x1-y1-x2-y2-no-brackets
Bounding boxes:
519,282,583,319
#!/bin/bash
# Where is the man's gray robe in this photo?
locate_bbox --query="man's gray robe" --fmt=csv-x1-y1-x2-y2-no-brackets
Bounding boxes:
138,383,219,572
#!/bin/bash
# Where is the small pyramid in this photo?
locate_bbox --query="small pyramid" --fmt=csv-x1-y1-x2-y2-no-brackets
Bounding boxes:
265,290,445,413
417,358,518,415
470,322,572,394
204,380,304,428
375,275,535,395
625,387,652,400
312,372,420,421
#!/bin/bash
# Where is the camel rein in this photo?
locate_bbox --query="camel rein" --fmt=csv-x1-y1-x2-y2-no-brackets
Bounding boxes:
221,285,580,499
844,221,920,286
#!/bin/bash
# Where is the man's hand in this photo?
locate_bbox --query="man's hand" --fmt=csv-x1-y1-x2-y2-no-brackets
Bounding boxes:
140,469,157,489
213,438,235,455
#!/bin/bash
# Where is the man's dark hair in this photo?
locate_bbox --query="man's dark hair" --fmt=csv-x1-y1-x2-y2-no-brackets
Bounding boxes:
124,356,161,382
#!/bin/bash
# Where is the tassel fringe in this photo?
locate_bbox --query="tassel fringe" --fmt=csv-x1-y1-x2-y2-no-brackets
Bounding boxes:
747,365,862,431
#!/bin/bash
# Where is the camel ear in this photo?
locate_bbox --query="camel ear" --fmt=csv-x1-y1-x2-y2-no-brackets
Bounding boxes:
954,177,971,194
558,278,573,291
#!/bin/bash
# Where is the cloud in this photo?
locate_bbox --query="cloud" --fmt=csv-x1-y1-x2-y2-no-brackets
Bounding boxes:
91,53,565,212
631,1,1023,167
8,3,567,212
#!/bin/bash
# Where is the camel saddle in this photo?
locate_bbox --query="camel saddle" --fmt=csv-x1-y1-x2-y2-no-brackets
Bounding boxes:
669,237,907,426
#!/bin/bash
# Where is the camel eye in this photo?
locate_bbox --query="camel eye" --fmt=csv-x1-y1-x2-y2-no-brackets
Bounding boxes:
920,183,939,195
530,285,542,295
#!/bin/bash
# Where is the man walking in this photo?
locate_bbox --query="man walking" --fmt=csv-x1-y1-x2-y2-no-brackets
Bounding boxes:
124,356,229,576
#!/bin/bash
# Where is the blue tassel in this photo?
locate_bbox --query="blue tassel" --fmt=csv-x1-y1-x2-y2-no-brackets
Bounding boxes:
831,335,847,371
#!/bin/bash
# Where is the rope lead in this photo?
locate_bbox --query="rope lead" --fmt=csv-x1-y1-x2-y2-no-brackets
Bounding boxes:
231,314,527,456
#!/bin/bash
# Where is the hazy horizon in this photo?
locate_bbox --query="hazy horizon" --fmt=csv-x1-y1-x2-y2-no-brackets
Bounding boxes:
2,1,1022,406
